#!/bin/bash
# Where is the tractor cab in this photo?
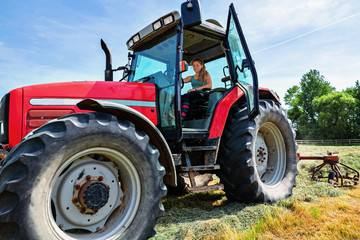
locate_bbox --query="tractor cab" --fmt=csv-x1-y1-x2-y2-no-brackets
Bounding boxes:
124,1,259,141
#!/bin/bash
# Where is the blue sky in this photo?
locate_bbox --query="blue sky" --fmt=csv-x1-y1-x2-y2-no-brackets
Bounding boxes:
1,0,360,103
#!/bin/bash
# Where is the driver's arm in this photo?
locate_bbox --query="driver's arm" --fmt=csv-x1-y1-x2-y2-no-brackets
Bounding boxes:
183,76,192,83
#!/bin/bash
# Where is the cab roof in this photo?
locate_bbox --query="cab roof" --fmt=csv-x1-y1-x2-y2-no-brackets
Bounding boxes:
127,11,226,63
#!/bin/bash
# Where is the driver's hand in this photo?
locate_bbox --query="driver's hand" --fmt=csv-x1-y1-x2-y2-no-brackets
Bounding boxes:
187,88,196,93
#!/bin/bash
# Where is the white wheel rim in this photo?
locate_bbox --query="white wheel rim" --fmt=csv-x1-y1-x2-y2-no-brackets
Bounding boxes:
48,147,141,239
255,122,286,187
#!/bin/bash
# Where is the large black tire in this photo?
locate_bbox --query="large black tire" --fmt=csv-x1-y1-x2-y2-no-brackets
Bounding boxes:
0,112,166,240
218,100,298,203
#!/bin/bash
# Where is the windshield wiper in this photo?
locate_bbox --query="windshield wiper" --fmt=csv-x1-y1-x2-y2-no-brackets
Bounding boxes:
136,76,154,83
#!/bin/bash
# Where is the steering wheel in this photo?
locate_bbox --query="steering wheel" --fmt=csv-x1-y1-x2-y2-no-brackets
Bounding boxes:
181,78,184,89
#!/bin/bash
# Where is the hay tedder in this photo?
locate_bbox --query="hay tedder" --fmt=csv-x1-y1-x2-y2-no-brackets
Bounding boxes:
298,152,359,187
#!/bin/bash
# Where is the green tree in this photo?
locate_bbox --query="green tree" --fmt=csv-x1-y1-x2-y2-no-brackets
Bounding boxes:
313,92,357,139
285,69,334,139
345,80,360,138
298,70,335,123
284,86,302,130
345,80,360,100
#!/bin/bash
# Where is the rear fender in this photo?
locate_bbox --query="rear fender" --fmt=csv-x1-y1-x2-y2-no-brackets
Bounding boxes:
209,86,245,138
77,99,176,186
259,88,281,104
209,87,280,139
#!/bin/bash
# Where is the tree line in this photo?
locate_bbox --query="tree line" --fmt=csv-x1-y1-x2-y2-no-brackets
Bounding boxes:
284,69,360,140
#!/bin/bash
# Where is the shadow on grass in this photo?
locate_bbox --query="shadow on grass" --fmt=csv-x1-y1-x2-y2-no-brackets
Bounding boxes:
152,190,271,239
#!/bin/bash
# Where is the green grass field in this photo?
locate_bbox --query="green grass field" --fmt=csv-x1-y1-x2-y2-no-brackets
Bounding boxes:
151,144,360,240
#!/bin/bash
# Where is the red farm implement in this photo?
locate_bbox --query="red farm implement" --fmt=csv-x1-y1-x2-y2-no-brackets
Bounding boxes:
298,152,359,187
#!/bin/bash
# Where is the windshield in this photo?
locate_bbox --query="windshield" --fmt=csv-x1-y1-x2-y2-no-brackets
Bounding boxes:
128,28,178,130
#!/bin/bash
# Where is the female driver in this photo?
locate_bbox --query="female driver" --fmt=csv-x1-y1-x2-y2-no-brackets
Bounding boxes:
181,58,212,120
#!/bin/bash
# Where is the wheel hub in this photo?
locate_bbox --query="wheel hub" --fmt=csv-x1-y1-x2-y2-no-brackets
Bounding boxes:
51,157,123,232
80,181,110,210
72,175,111,214
257,147,267,163
255,132,268,178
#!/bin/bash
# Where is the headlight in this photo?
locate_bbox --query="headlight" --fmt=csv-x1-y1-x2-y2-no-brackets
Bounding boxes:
133,34,140,43
163,15,174,25
152,20,162,30
128,39,134,48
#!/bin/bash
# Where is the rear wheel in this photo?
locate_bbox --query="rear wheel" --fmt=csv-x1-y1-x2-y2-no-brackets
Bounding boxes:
0,112,166,240
218,100,298,203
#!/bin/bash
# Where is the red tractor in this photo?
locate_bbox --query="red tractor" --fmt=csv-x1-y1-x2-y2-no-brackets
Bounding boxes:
0,1,298,239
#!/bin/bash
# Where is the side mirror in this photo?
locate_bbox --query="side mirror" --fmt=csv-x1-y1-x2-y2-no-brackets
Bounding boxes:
181,0,202,28
222,66,229,77
179,61,188,73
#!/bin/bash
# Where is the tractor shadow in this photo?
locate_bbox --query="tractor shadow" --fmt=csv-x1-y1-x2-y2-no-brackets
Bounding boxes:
160,189,262,225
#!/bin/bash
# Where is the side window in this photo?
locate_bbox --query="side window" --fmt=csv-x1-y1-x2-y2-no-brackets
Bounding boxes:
206,57,230,89
227,17,253,87
225,3,259,118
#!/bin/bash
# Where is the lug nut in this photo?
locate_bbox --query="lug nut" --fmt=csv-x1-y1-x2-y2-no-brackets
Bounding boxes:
72,197,78,203
80,207,86,213
75,184,81,190
86,175,92,181
98,176,103,181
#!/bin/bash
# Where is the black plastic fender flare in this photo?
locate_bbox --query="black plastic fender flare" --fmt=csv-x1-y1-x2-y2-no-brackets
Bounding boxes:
77,99,177,186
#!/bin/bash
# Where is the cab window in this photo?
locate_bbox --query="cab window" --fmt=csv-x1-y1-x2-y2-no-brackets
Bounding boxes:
181,56,230,94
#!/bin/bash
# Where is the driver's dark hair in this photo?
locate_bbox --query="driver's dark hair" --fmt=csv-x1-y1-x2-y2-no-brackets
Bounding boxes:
191,58,209,83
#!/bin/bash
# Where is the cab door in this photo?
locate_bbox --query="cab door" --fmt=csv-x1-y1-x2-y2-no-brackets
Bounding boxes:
225,3,259,119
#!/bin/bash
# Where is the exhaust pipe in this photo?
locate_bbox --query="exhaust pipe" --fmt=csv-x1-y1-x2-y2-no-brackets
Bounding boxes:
100,39,113,81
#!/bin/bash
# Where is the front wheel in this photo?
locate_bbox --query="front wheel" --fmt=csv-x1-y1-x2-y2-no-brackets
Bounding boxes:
0,112,166,240
218,100,298,203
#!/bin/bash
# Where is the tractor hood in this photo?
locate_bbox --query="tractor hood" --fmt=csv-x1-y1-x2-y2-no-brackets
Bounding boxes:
4,81,157,148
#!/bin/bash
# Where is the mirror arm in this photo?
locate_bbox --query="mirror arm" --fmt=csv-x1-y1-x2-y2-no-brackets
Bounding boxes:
114,66,126,72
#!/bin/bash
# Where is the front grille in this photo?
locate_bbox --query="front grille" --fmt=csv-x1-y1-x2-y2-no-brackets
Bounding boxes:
0,94,10,144
26,109,75,134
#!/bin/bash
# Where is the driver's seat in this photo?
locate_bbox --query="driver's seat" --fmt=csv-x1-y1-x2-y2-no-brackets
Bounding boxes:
184,93,209,120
